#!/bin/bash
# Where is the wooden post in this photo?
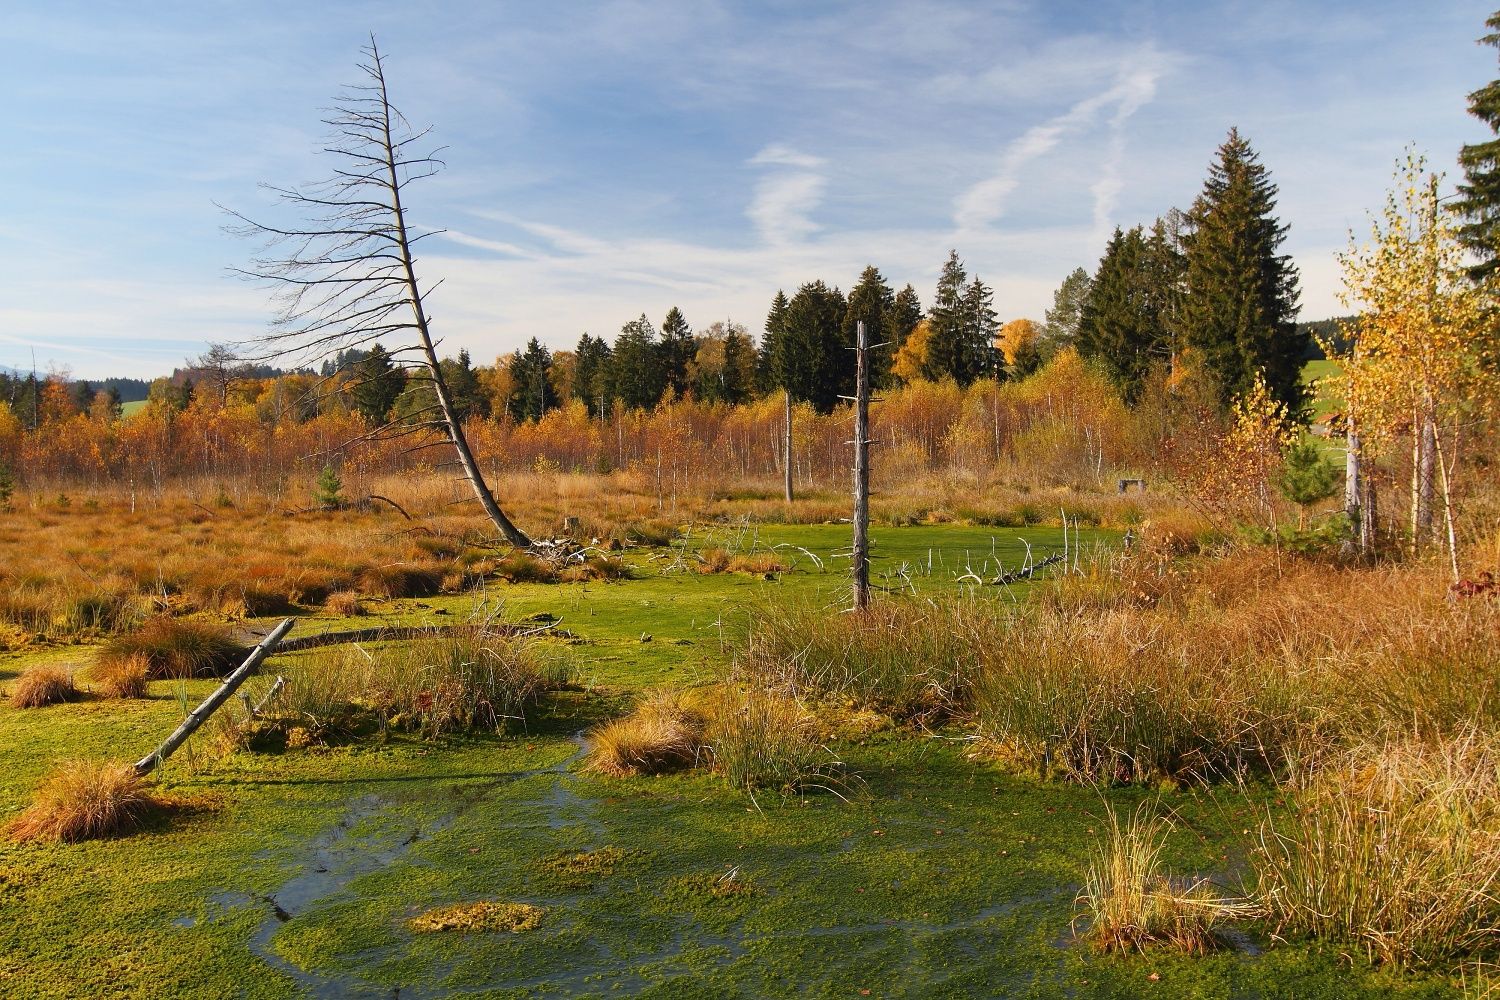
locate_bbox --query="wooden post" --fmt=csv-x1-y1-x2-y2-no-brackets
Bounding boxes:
783,388,794,503
133,617,296,776
852,320,871,611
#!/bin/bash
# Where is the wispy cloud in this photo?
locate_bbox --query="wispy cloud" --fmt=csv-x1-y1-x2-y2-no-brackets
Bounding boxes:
746,144,828,246
954,52,1169,238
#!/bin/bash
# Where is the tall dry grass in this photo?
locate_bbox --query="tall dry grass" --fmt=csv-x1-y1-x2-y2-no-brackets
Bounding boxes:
1077,805,1255,953
243,628,564,741
6,760,164,843
1255,730,1500,967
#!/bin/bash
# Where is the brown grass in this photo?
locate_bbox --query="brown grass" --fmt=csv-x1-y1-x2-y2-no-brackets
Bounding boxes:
323,590,364,616
89,652,150,699
9,665,77,708
100,616,246,679
6,760,164,843
585,689,707,777
408,901,545,933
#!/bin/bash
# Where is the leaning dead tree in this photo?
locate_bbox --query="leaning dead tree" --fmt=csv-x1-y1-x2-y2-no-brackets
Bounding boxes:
224,37,531,548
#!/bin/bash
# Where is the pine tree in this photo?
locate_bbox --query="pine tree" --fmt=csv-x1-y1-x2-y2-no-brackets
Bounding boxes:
350,343,406,424
1180,129,1306,413
1455,11,1500,279
962,275,1000,380
844,266,897,387
613,314,666,410
1040,267,1091,361
926,250,969,383
659,306,696,397
759,290,790,394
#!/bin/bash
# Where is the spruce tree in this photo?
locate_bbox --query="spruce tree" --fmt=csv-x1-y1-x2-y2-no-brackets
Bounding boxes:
720,328,751,406
507,338,556,422
926,250,969,383
884,283,923,385
613,314,666,410
962,275,1000,380
1077,226,1161,401
1455,11,1500,279
440,349,489,421
844,266,897,388
781,280,850,412
351,343,406,423
572,334,614,415
759,290,789,394
659,306,696,397
1180,129,1305,413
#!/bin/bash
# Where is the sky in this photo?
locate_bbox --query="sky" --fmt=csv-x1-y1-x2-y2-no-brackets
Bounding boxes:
2,1,1496,380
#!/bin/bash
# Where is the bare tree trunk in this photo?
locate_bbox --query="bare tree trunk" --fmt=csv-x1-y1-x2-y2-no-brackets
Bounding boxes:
783,388,794,503
1344,407,1365,555
852,320,871,611
374,61,531,550
1434,422,1461,583
134,618,296,776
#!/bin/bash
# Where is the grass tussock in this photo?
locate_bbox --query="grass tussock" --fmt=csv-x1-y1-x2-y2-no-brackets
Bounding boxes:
734,599,984,723
6,760,164,843
99,617,246,679
1254,730,1500,968
89,652,150,699
706,688,851,798
1078,806,1255,954
323,590,365,616
697,548,788,576
408,901,545,933
584,689,707,777
9,665,77,708
237,629,563,743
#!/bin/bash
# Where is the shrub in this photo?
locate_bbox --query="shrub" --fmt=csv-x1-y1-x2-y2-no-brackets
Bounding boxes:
585,689,707,777
1254,731,1500,967
99,617,246,679
9,665,77,708
1077,806,1253,954
90,652,150,699
6,760,164,843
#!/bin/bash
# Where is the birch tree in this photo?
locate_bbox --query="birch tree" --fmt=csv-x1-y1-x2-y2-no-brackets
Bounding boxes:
1336,151,1494,573
225,38,531,547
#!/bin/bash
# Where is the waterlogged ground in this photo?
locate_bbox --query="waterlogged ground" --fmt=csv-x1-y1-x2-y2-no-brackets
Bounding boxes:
0,523,1463,998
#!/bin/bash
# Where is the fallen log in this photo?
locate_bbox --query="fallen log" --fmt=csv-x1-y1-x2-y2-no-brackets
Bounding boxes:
266,620,570,653
991,553,1064,586
133,617,296,777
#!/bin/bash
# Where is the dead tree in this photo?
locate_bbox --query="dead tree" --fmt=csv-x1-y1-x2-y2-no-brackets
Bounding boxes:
224,37,530,548
851,320,872,610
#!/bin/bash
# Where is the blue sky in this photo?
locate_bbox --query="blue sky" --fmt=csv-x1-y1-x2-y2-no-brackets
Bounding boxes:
3,1,1495,380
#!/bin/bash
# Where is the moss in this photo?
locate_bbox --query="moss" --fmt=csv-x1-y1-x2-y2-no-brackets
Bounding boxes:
408,901,546,933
